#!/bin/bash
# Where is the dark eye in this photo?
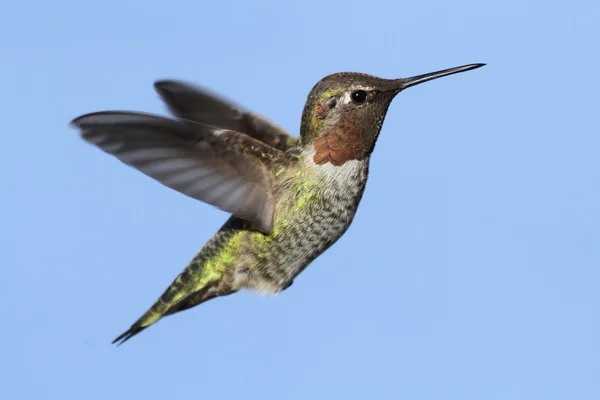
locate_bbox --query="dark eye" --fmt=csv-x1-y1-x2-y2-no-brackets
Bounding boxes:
351,90,368,104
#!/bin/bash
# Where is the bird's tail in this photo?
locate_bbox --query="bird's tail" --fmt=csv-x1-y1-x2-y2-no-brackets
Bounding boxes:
112,322,148,346
112,222,244,346
112,261,224,346
112,297,170,346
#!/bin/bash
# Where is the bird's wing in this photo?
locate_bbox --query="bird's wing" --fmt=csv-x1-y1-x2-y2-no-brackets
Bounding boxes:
154,80,299,152
72,111,288,234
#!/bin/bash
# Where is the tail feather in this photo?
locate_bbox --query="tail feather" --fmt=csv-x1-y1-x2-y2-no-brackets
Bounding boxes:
112,307,164,346
112,325,149,346
111,281,223,346
111,227,240,346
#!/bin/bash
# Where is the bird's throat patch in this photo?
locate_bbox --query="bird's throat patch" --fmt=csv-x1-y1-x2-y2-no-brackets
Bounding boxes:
313,128,364,166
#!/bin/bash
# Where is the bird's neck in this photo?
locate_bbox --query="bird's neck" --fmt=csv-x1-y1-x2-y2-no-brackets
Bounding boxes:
299,147,370,191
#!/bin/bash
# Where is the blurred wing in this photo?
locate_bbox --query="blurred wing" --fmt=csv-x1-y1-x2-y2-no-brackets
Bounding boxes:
71,111,283,233
154,80,298,151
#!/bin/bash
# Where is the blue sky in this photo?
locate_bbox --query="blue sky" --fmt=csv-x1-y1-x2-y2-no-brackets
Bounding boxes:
2,1,599,399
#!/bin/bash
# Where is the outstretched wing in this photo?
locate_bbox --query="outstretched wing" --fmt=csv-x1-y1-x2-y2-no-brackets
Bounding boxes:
71,111,286,233
154,80,298,151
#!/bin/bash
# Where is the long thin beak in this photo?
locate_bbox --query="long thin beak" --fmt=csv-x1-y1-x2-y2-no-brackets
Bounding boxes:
399,63,485,91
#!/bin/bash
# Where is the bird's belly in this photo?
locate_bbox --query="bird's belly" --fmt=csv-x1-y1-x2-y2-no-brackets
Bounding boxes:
241,185,367,294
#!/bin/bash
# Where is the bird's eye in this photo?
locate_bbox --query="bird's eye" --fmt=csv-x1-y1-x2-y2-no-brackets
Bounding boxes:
351,90,368,104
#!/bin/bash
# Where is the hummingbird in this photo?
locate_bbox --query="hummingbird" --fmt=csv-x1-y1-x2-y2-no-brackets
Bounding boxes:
71,62,484,345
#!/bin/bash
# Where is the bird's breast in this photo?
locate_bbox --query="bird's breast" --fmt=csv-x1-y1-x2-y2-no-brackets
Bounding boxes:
240,154,370,293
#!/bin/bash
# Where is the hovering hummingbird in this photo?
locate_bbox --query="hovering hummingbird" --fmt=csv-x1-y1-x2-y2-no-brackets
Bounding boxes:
72,62,484,345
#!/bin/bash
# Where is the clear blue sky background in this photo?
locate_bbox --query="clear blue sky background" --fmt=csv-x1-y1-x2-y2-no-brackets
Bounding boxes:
1,1,599,399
